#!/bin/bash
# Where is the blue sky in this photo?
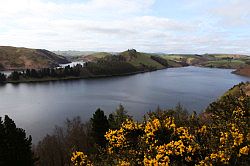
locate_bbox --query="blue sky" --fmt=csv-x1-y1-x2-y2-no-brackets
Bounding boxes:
0,0,249,54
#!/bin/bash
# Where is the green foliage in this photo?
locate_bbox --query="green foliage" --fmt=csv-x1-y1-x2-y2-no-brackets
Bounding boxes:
108,104,132,129
0,115,35,166
91,108,109,147
85,60,138,76
147,104,190,127
206,90,250,126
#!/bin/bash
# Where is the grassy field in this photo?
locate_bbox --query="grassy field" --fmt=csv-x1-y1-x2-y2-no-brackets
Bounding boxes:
202,59,246,69
120,51,165,69
162,53,250,69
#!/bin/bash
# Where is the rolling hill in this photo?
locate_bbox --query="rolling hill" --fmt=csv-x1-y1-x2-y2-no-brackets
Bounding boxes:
162,54,250,69
79,49,184,68
103,49,184,69
0,46,69,70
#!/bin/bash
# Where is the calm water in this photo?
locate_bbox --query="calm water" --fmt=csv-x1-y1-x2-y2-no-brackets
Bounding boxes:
0,66,249,143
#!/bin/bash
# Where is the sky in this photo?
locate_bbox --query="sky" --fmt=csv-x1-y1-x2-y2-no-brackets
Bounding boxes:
0,0,250,54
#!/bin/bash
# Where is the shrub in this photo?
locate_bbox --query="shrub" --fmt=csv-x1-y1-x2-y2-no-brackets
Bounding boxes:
71,91,250,165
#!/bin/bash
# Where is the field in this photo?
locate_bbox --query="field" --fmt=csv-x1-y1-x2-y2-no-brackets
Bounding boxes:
162,54,250,69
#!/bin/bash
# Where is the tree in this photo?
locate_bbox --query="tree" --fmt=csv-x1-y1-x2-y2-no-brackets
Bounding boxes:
35,117,93,166
0,115,35,165
0,72,6,83
91,108,109,147
110,104,132,129
108,114,117,130
9,71,20,81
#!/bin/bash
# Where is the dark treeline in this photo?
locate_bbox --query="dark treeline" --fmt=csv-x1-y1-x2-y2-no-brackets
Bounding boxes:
7,64,84,81
35,104,131,166
0,115,35,165
85,59,139,75
0,104,131,166
2,59,152,83
150,55,169,67
34,103,202,166
34,104,188,166
0,72,6,83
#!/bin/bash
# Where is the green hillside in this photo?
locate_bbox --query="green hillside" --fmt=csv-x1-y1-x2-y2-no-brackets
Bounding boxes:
0,46,69,70
66,52,112,62
119,49,165,69
222,82,250,97
163,53,250,69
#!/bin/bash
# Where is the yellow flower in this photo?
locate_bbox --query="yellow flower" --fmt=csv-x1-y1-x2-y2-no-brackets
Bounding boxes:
239,146,249,155
210,153,217,159
71,151,93,166
118,160,130,166
186,145,192,153
185,156,192,162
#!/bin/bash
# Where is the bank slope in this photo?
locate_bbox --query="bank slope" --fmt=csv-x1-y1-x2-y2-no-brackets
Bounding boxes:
232,67,250,77
0,46,69,70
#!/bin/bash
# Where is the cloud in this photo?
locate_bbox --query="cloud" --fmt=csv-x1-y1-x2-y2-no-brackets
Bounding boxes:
211,0,250,26
0,0,249,54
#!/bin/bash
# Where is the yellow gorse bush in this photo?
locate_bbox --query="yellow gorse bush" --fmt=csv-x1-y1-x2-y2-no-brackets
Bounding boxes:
71,151,93,166
71,92,250,165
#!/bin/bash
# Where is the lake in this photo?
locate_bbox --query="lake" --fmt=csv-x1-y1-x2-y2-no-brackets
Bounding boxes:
0,66,249,143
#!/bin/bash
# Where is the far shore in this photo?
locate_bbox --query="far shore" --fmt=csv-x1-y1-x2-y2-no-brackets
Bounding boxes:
3,68,165,84
1,65,250,84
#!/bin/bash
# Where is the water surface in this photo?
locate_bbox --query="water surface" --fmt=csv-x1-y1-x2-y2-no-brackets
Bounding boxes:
0,66,249,143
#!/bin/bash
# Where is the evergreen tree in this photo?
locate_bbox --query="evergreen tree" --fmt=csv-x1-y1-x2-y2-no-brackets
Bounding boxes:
0,72,6,83
9,71,20,81
108,114,117,130
91,108,109,147
0,115,35,166
113,104,132,128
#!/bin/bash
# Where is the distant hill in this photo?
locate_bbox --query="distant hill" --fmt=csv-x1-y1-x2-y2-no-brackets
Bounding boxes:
118,49,164,69
59,50,250,70
80,52,112,62
79,49,184,69
162,54,250,69
109,49,184,69
53,50,97,57
0,46,69,70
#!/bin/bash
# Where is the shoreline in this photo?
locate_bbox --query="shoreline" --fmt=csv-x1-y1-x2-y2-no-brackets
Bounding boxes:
4,67,167,84
2,65,249,84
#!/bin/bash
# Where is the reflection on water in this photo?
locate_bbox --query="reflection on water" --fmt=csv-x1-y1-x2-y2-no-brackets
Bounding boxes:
0,66,249,143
